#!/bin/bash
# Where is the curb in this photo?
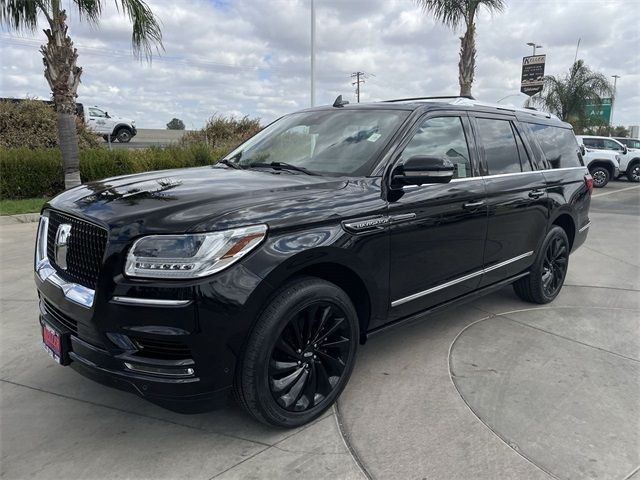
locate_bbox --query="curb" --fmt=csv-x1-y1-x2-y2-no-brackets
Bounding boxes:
0,213,40,225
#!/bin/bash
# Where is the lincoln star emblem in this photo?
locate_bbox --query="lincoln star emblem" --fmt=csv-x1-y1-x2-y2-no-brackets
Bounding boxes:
54,224,72,270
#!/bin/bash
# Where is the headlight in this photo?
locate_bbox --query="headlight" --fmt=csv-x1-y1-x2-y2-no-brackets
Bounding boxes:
124,224,267,279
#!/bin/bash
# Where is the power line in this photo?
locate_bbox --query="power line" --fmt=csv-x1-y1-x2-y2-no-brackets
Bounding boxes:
350,71,373,103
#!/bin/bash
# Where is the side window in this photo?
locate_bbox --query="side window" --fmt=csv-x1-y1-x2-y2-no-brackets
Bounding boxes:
583,138,603,149
528,123,582,168
512,124,533,171
603,139,622,151
475,118,521,175
89,108,105,118
400,116,472,179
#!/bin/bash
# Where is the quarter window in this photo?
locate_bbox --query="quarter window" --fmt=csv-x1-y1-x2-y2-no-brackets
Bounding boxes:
400,116,472,179
475,118,521,175
528,123,582,168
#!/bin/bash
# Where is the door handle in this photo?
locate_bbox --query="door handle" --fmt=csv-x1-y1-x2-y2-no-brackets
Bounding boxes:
463,200,485,209
528,190,545,199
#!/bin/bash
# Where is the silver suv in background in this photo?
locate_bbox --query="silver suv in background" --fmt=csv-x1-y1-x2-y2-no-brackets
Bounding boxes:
576,135,640,183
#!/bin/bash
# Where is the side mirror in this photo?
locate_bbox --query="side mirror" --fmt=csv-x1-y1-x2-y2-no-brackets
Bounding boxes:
623,145,628,155
105,112,110,118
580,145,586,156
393,156,454,187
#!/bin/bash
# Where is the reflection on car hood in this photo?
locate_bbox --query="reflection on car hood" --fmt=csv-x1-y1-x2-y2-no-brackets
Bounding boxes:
47,165,348,234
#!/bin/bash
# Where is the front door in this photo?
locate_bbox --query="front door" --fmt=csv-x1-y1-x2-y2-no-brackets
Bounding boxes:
87,107,110,135
385,113,488,323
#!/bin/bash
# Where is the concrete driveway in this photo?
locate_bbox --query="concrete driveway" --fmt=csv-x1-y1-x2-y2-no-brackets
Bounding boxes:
1,182,638,479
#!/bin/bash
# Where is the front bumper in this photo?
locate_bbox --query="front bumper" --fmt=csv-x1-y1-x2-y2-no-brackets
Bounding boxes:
34,256,269,413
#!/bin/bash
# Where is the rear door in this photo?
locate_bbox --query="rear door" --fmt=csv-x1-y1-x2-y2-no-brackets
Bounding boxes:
470,114,548,286
385,112,487,323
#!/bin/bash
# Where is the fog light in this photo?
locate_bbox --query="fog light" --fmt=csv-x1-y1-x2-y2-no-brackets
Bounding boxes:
124,362,195,377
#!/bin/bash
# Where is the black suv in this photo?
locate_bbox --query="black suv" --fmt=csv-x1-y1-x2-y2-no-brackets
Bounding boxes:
35,97,592,427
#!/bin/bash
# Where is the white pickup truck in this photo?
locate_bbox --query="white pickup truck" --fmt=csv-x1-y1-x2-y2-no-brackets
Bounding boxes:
577,142,621,188
84,105,137,143
577,135,640,183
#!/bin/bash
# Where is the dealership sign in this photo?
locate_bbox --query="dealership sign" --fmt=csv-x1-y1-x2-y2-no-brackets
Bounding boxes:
521,55,546,96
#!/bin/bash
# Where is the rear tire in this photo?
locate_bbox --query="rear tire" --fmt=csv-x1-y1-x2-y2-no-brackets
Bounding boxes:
235,277,359,428
589,166,609,188
627,162,640,183
513,226,570,304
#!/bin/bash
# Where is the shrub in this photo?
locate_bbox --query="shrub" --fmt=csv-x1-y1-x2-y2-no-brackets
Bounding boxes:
181,114,261,150
0,145,228,199
166,118,185,130
0,99,101,149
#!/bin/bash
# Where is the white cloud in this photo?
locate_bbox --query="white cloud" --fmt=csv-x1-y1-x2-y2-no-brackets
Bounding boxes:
1,0,638,128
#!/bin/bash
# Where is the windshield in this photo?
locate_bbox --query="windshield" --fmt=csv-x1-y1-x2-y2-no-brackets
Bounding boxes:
222,109,409,176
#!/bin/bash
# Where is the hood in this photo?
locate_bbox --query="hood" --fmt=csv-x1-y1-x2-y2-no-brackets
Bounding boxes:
47,166,348,237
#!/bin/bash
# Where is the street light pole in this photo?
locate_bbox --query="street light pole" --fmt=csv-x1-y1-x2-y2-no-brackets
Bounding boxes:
610,74,620,130
526,42,543,56
310,0,316,107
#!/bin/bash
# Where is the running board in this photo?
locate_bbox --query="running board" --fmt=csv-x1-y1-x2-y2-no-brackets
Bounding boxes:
364,271,530,342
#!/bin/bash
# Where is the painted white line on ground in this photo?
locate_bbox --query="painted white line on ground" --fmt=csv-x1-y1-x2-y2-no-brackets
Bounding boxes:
592,185,640,198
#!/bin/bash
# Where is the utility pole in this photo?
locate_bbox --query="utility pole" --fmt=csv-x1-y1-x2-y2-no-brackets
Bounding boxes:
350,71,373,103
310,0,316,107
610,74,620,131
526,42,542,56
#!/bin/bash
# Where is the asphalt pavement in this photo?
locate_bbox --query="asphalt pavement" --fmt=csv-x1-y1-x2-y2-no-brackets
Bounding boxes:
0,181,638,479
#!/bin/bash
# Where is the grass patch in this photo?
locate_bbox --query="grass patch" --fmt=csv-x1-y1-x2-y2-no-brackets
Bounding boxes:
0,197,48,216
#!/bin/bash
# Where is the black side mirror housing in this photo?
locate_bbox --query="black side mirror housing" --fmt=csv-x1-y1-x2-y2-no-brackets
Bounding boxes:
623,145,628,155
580,144,586,156
393,156,455,187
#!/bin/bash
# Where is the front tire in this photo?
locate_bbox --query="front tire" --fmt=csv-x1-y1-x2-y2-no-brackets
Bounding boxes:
235,277,359,428
590,166,610,188
627,162,640,183
115,128,132,143
513,226,570,304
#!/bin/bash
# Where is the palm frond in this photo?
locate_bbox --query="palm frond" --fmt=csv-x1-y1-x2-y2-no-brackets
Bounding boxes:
0,0,43,30
416,0,466,29
113,0,163,59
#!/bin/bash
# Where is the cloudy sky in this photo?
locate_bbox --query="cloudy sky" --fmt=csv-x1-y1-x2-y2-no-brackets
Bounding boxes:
1,0,638,129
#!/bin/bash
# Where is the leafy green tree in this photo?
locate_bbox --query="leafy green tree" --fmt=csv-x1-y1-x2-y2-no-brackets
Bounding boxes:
416,0,505,97
0,0,162,189
166,118,186,130
531,60,614,130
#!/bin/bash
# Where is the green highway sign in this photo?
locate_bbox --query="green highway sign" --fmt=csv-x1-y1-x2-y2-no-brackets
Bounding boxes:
584,98,612,124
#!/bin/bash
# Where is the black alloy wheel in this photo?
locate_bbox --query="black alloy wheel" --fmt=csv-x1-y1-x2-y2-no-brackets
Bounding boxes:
513,225,570,304
235,277,358,427
541,236,568,298
269,302,351,412
628,163,640,183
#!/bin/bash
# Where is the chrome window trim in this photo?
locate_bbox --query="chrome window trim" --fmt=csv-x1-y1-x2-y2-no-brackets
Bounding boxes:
111,296,192,307
36,259,95,308
578,222,591,233
391,251,534,307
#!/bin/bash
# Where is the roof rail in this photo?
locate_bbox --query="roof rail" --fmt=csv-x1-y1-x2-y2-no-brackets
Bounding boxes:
447,97,558,120
383,95,475,103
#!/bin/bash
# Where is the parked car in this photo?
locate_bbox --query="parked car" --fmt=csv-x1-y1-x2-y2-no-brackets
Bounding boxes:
580,146,620,188
577,135,640,183
84,105,137,143
613,137,640,149
35,96,592,427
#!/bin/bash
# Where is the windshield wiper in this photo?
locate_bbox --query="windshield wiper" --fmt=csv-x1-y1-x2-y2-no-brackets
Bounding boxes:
246,162,318,176
218,159,243,169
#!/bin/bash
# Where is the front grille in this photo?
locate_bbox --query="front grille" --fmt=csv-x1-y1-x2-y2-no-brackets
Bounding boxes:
131,336,192,360
42,299,78,334
46,210,108,289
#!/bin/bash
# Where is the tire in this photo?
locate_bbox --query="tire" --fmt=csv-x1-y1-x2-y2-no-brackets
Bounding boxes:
115,128,132,143
513,226,570,304
589,166,609,188
627,162,640,183
235,277,359,428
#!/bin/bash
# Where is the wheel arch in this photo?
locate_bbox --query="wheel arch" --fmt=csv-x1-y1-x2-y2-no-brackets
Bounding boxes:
111,123,133,135
587,159,615,178
551,212,576,250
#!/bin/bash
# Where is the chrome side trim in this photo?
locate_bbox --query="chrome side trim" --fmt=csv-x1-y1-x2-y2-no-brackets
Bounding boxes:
410,167,587,185
36,259,95,308
391,251,534,307
579,222,591,233
111,296,192,307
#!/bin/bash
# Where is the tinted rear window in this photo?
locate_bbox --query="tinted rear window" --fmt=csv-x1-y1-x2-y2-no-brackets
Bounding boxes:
528,123,581,168
475,118,521,175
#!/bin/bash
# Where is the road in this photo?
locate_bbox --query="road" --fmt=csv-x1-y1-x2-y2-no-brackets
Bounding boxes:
107,128,190,149
0,182,638,479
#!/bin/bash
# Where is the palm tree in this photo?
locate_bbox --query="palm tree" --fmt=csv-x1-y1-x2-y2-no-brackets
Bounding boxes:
531,60,614,130
416,0,505,98
0,0,162,189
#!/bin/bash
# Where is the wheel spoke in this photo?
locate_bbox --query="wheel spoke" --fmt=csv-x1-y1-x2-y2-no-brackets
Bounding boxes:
311,306,332,343
275,337,299,360
315,317,345,346
279,369,308,408
316,349,346,375
270,359,298,375
272,367,304,393
321,336,349,349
